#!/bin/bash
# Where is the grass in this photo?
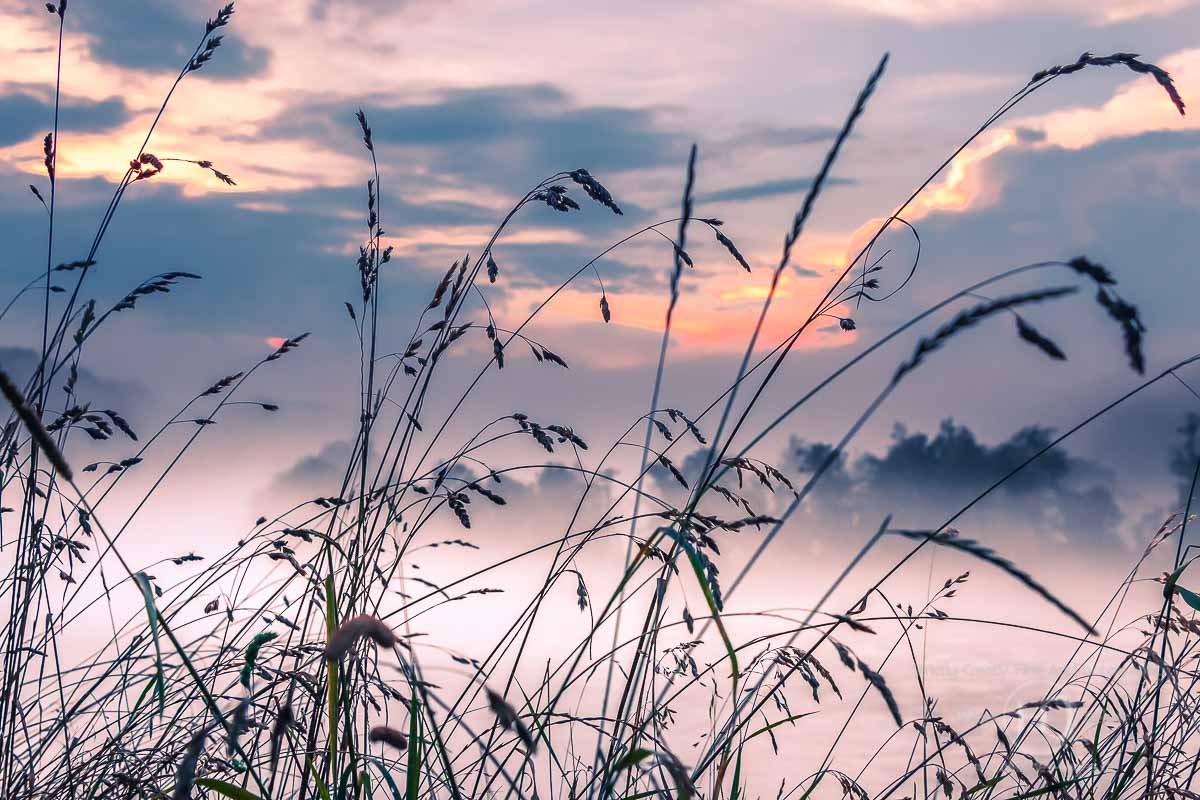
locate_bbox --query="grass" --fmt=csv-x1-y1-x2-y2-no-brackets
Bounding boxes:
0,3,1198,799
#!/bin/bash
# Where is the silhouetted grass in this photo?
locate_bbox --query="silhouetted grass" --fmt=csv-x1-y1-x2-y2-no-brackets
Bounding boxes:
0,4,1196,800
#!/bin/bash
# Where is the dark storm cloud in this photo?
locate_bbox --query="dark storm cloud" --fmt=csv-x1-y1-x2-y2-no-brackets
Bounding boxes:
788,419,1124,546
0,92,129,147
696,176,855,204
69,0,269,79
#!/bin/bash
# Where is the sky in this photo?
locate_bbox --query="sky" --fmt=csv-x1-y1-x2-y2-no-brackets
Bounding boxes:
2,0,1200,788
0,0,1193,526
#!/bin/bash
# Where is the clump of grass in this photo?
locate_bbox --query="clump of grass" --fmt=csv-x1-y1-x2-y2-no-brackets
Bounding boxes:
0,5,1196,800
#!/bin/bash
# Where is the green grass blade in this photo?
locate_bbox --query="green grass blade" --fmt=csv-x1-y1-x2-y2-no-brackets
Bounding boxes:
325,574,339,780
406,694,422,800
745,712,818,742
194,778,263,800
305,756,333,800
365,757,405,800
132,572,165,719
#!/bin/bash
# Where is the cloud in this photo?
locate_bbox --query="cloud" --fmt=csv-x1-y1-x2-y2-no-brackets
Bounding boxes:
826,0,1194,25
0,346,146,455
0,91,128,147
482,239,667,296
697,176,854,204
908,129,1200,343
238,83,698,295
727,125,842,148
788,419,1125,547
903,48,1197,222
1170,413,1200,507
268,439,352,495
0,345,140,401
0,168,504,339
69,0,269,79
261,84,688,189
257,437,622,544
1018,49,1199,152
305,0,420,22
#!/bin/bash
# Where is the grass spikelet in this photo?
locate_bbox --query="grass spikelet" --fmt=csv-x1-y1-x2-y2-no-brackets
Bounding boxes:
1031,52,1185,115
265,332,309,362
101,409,137,440
1096,287,1146,373
429,262,456,309
714,228,752,272
569,168,622,215
534,184,580,212
486,688,536,752
1067,255,1116,285
854,657,902,726
240,631,277,688
1015,315,1067,360
29,183,47,211
1018,698,1084,712
173,728,208,800
269,702,293,770
669,144,698,302
368,725,409,752
658,453,689,489
892,287,1076,383
355,108,374,152
779,53,887,271
43,133,54,182
324,614,397,660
